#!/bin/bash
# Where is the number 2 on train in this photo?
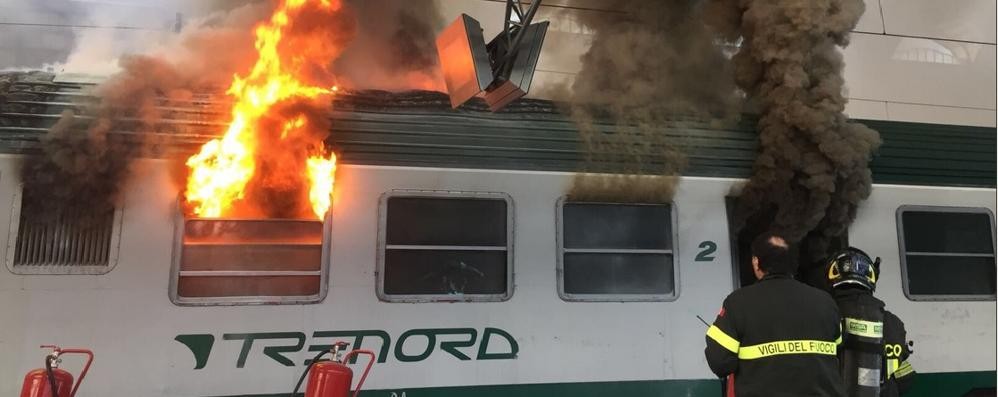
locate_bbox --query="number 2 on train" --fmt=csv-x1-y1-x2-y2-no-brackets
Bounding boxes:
696,241,717,262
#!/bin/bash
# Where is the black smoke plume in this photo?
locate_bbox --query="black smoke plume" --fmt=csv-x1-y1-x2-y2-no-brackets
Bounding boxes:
707,0,881,282
19,3,268,223
19,57,218,223
567,0,739,203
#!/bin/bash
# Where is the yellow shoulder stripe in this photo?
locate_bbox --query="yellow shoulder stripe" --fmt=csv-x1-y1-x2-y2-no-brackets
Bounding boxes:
706,325,740,354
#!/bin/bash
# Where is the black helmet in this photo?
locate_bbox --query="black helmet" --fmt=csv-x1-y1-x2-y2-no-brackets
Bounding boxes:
827,247,880,291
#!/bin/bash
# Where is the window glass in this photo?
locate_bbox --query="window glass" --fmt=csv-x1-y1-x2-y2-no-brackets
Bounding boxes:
563,204,671,249
383,250,507,295
386,197,507,246
177,276,320,298
563,253,674,295
904,255,995,296
901,211,994,254
898,207,996,300
559,202,676,301
379,193,512,301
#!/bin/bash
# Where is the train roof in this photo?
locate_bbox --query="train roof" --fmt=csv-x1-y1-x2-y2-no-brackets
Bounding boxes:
1,71,994,188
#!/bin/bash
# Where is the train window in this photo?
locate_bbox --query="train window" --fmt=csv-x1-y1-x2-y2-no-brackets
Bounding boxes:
557,200,677,302
897,206,996,301
5,185,123,275
377,191,513,302
170,217,329,306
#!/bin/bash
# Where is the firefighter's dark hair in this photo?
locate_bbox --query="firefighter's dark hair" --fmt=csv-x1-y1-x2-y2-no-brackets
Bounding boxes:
751,233,799,275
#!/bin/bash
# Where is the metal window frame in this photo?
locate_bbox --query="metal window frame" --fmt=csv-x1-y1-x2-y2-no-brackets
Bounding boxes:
723,196,742,292
168,199,332,306
376,190,515,303
896,205,997,302
5,184,124,275
555,197,680,302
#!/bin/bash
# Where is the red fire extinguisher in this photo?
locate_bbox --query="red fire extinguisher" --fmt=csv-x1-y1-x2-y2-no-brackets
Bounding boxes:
292,342,375,397
20,345,94,397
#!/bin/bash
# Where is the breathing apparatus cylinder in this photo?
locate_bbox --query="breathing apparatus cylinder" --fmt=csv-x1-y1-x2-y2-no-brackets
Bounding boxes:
828,248,884,397
838,302,884,397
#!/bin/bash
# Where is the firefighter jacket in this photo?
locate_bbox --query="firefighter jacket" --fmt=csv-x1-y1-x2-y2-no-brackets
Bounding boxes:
704,274,846,397
881,310,915,396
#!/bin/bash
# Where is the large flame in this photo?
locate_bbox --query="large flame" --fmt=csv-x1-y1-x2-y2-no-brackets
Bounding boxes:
184,0,341,220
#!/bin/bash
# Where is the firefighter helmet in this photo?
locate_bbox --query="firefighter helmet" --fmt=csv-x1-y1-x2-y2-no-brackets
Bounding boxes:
827,247,880,291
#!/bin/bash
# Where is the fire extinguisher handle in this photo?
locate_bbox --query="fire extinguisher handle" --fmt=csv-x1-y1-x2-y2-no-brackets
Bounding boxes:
57,349,94,397
341,350,376,397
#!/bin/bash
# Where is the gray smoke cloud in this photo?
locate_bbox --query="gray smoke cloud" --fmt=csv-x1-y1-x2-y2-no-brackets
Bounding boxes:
56,1,269,76
0,0,82,71
0,0,243,73
708,0,881,281
566,0,740,203
334,0,446,91
0,0,80,70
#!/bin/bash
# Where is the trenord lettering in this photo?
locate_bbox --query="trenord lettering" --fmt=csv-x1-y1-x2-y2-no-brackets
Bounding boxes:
174,327,518,370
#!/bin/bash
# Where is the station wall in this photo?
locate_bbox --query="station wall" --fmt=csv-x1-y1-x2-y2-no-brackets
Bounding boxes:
1,0,994,127
438,0,997,127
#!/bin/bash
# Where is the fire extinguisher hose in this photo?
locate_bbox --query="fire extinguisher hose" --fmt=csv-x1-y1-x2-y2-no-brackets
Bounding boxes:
290,350,331,397
45,354,59,397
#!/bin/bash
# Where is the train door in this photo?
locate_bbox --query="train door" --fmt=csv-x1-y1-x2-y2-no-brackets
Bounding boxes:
724,197,848,290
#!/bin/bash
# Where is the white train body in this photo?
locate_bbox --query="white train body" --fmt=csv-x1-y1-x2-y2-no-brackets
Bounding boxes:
0,157,994,396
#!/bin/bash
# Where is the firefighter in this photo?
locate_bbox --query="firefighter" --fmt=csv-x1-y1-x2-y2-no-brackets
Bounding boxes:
705,233,845,396
826,248,915,397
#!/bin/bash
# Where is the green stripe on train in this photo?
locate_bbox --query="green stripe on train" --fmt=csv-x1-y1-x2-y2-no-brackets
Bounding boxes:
213,370,995,397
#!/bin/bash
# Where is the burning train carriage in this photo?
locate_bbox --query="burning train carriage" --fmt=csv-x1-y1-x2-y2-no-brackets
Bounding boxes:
0,71,995,396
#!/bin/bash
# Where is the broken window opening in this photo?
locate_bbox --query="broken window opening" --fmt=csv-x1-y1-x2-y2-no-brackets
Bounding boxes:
725,197,848,291
170,200,330,306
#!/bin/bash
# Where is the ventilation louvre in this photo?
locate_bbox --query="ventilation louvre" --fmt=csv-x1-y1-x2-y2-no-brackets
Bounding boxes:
6,188,121,274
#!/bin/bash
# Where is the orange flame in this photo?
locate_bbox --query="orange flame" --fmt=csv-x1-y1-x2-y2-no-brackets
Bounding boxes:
184,0,341,220
306,149,337,219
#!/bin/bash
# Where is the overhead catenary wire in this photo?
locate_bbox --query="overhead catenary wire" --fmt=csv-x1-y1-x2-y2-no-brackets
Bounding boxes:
0,21,162,30
478,0,627,14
